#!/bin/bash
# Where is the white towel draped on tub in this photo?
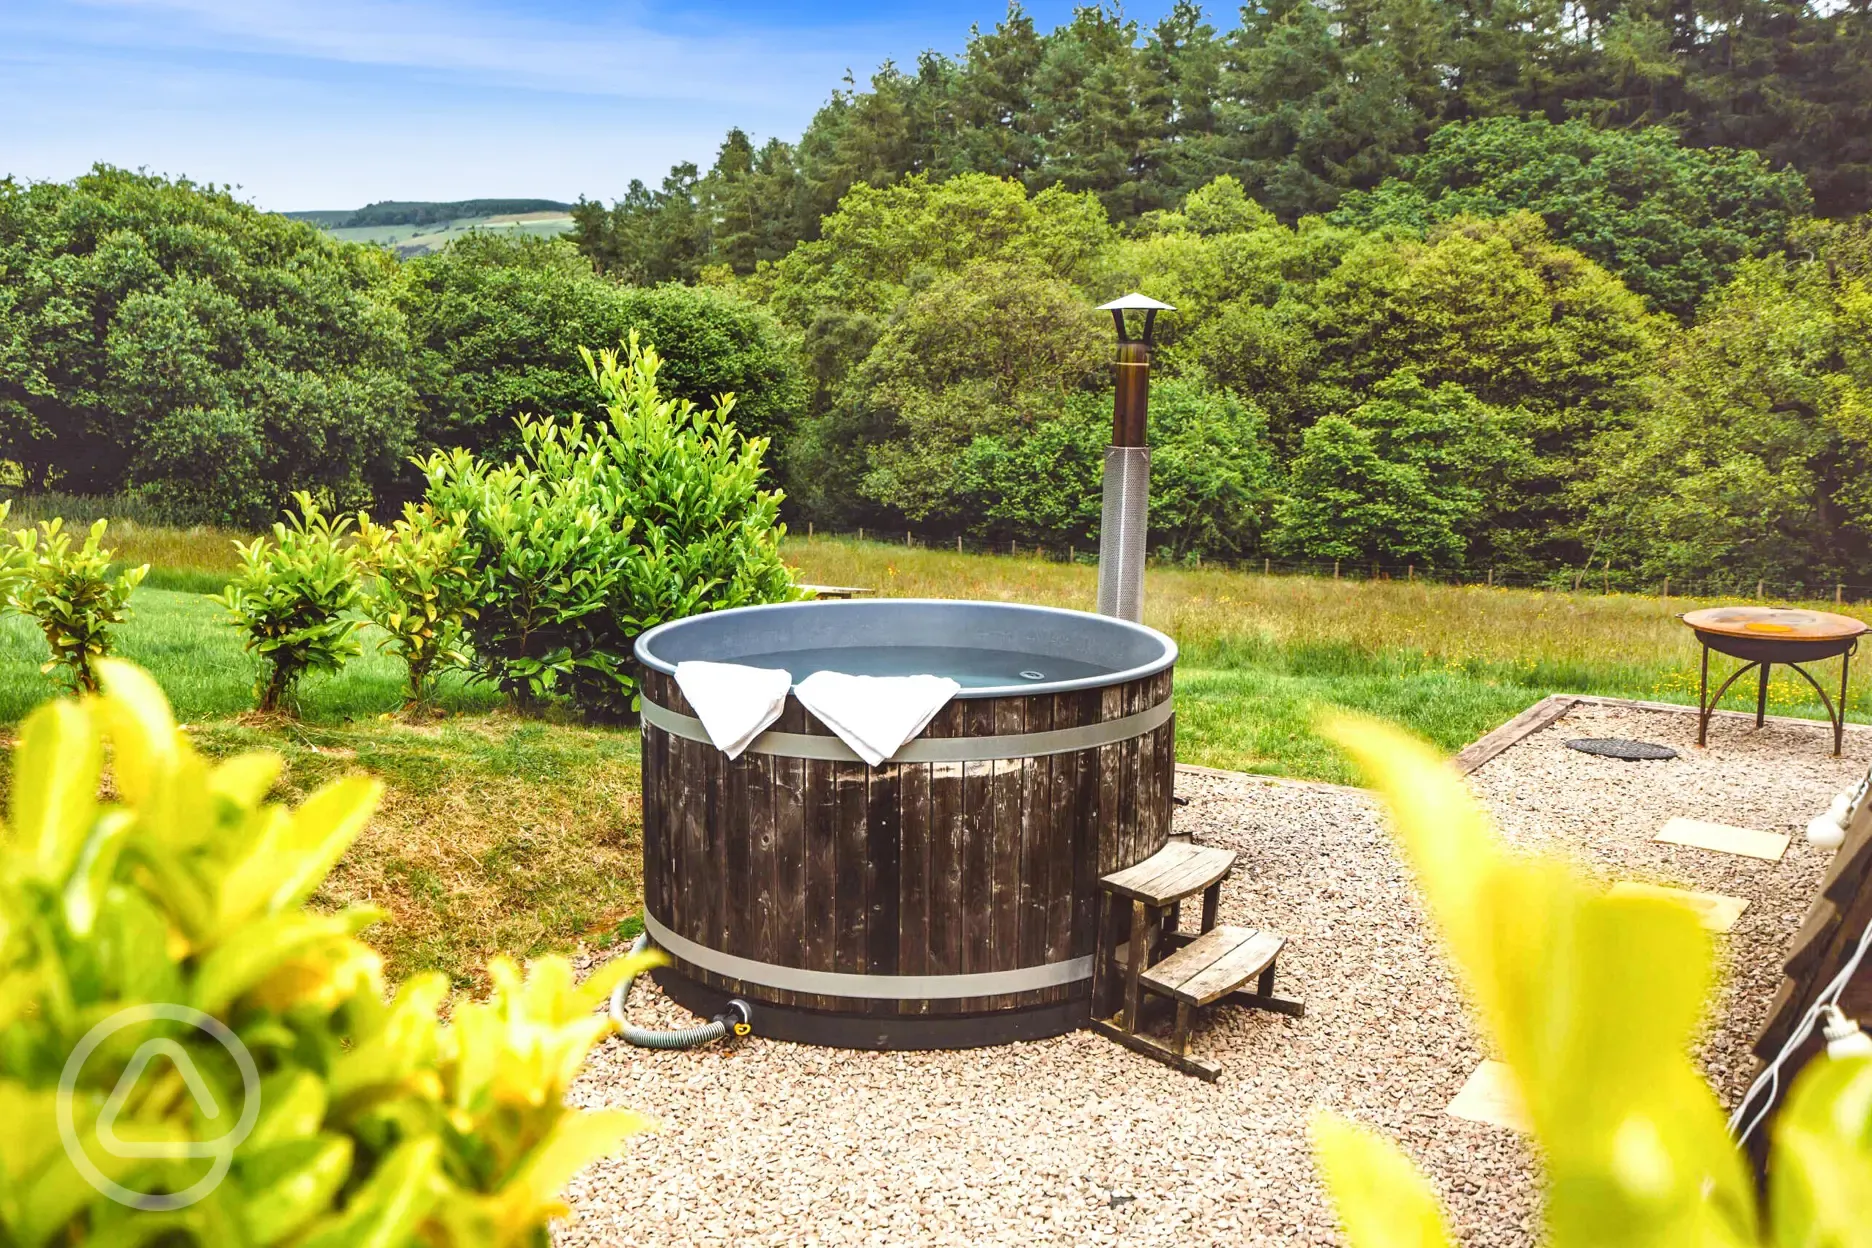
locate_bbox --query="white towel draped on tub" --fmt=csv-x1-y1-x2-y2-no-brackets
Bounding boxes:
672,660,793,759
792,670,963,766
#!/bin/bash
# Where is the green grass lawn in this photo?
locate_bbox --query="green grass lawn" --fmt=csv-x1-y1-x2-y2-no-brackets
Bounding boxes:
0,533,1854,982
0,588,502,724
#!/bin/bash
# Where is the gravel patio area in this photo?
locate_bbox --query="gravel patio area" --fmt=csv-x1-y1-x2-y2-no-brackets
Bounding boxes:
560,703,1865,1247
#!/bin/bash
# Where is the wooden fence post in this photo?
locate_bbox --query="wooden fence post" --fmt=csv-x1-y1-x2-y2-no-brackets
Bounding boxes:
1838,583,1845,605
957,535,963,553
1264,558,1270,576
1488,567,1494,588
1758,579,1765,600
858,527,864,542
808,521,814,538
1408,564,1414,582
1663,575,1670,601
1334,559,1341,580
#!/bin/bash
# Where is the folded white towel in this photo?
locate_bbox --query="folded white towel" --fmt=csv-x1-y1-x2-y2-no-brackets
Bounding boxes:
793,670,963,766
673,660,793,759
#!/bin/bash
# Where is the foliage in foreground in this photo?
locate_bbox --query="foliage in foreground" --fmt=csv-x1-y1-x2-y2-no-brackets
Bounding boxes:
1314,716,1871,1246
0,661,651,1244
424,333,799,718
5,514,148,693
216,494,367,713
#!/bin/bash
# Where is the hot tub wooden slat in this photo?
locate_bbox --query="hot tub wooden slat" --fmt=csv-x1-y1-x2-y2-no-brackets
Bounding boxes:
772,753,804,1009
804,764,837,1001
898,760,932,1012
751,754,777,982
865,766,901,981
1025,699,1055,980
992,698,1024,983
929,760,963,988
962,701,995,996
1045,692,1075,987
834,761,869,977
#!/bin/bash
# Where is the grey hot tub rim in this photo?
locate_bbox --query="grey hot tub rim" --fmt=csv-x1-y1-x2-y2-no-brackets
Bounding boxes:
633,597,1178,699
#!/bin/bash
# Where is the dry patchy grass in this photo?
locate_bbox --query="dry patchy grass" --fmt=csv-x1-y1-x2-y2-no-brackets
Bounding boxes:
186,713,644,985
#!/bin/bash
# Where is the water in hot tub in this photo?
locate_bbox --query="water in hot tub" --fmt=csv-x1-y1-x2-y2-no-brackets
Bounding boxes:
724,645,1115,689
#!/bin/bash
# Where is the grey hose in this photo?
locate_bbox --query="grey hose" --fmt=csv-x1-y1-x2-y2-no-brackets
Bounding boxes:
609,933,752,1049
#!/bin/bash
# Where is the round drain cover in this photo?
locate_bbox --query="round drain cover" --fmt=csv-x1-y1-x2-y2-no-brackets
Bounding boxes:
1565,737,1679,761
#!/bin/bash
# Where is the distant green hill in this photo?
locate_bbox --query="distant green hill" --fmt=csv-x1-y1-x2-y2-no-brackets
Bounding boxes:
285,199,576,257
286,198,572,229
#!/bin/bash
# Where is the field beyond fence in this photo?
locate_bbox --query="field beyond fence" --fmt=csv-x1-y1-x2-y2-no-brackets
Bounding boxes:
800,524,1872,606
787,534,1872,782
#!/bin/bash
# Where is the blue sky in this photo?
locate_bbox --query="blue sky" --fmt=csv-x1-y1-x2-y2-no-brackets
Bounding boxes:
0,0,1109,211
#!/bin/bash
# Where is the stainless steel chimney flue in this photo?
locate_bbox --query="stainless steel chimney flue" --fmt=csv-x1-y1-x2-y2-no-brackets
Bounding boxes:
1095,293,1174,622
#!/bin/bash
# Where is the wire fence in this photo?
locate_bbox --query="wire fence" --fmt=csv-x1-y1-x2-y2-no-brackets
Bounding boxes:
790,525,1872,608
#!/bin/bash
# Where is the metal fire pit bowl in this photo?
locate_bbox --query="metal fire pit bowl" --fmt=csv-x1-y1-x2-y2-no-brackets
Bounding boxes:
1680,606,1868,756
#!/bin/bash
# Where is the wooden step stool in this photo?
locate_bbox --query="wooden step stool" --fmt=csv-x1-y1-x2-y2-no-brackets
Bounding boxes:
1089,841,1304,1080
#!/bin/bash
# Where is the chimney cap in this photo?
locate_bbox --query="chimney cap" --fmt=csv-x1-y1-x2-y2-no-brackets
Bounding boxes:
1097,292,1176,312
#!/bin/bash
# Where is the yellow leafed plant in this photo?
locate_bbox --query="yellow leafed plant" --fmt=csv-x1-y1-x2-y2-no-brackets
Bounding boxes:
1313,715,1872,1247
0,660,655,1245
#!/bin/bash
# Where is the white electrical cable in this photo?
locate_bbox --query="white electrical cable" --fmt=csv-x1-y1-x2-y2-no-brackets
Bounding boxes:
1730,911,1872,1147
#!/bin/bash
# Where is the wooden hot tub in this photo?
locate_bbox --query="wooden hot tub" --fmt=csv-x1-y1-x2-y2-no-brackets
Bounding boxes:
633,599,1177,1048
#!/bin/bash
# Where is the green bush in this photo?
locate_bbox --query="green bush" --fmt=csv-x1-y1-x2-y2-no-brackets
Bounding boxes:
216,494,367,713
423,332,799,718
356,505,479,711
5,516,148,693
0,660,650,1244
416,446,632,709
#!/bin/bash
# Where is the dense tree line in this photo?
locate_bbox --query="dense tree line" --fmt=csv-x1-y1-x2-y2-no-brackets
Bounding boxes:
7,0,1872,592
569,0,1868,288
0,169,803,526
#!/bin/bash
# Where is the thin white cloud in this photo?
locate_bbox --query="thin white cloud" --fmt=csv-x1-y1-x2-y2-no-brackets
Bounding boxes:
44,0,896,105
0,0,952,205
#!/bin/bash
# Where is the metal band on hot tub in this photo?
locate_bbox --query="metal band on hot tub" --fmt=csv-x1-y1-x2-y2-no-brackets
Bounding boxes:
644,912,1093,999
640,695,1173,763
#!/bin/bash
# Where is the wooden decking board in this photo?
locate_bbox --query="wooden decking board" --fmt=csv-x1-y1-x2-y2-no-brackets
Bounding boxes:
1141,924,1285,1006
1102,841,1237,905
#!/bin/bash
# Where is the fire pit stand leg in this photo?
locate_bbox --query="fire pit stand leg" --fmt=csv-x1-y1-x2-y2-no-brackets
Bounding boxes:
1756,661,1772,728
1763,653,1851,757
1701,657,1765,746
1839,642,1856,756
1697,642,1711,747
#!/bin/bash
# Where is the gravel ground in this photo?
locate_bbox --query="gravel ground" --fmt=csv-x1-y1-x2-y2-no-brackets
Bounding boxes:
559,704,1866,1248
